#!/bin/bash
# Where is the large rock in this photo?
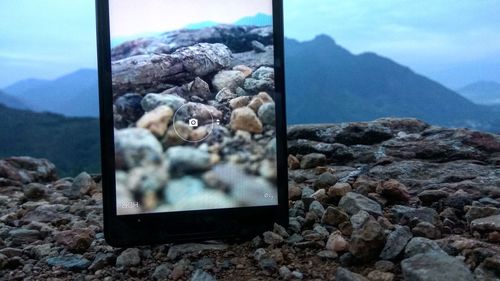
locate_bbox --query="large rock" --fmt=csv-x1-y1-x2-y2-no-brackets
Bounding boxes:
0,157,57,184
401,252,474,281
339,192,383,216
114,128,164,169
212,70,245,92
380,225,412,260
165,146,212,174
141,93,186,112
230,107,263,133
111,25,273,60
349,216,386,261
470,214,500,232
112,43,232,95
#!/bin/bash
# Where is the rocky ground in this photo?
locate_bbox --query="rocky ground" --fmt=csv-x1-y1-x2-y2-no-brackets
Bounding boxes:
111,24,279,214
1,118,500,280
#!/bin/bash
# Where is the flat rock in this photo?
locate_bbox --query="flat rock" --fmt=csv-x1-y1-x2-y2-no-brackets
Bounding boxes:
167,243,227,260
380,225,412,260
339,192,383,216
401,252,474,281
470,214,500,232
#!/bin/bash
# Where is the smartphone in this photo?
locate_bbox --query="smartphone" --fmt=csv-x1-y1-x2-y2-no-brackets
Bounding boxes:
96,0,287,246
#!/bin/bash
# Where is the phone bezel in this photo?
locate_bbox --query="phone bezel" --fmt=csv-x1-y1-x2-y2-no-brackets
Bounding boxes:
96,0,288,246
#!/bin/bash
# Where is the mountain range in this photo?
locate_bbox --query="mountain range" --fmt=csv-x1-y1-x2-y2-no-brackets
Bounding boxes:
285,35,500,132
0,104,100,177
0,90,30,110
457,81,500,105
3,69,98,117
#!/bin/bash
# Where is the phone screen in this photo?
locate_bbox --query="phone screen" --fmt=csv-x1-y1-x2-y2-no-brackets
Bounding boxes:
108,0,278,215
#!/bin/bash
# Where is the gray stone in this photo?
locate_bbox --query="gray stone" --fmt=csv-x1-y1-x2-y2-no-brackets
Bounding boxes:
141,93,186,112
47,255,91,271
401,252,474,281
23,183,46,200
165,176,206,204
167,243,227,260
335,267,369,281
257,102,275,125
470,214,500,232
116,248,141,267
114,128,164,169
190,269,216,281
404,237,445,258
300,153,326,169
390,205,440,226
322,206,350,226
350,210,371,230
152,264,171,280
349,216,386,261
263,231,284,245
309,200,325,218
165,146,212,174
212,70,245,92
339,192,383,216
380,225,412,260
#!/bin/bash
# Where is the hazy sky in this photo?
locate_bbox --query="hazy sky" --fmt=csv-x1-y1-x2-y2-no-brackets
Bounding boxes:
110,0,272,38
0,0,97,88
284,0,500,87
1,0,499,88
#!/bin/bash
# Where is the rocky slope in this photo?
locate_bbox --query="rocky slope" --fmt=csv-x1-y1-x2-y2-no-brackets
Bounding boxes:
1,118,500,280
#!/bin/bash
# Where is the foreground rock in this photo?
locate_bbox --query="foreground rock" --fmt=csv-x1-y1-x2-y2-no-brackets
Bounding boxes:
1,118,499,280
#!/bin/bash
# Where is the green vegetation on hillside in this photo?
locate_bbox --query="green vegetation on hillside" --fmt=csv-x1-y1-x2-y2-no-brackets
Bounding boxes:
0,104,100,177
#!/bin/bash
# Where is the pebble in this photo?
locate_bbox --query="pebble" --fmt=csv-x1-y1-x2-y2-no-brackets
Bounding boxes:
212,70,245,92
23,183,46,200
152,264,171,280
229,96,251,109
470,214,500,232
404,237,446,258
322,206,350,226
54,228,94,253
335,267,369,281
189,269,216,281
116,248,141,267
114,128,163,169
326,231,349,252
376,179,410,203
401,251,474,281
379,225,412,260
47,255,91,271
300,153,326,169
141,93,186,112
349,216,386,261
230,107,263,133
411,221,441,239
314,172,338,189
367,270,394,281
339,192,383,217
417,190,449,205
257,102,275,125
136,105,173,137
165,146,212,174
263,231,284,245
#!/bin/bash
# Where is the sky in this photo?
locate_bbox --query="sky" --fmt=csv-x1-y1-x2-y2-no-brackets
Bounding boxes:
1,0,499,88
284,0,500,88
110,0,272,38
0,0,97,88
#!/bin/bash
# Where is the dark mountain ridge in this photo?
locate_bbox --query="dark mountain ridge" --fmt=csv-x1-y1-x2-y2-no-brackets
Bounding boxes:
285,35,500,132
3,69,98,117
0,104,100,176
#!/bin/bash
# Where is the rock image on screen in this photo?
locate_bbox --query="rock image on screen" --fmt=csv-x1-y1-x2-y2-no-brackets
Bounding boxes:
109,1,278,215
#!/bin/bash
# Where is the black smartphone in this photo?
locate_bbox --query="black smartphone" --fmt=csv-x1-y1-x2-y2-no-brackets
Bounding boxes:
96,0,287,246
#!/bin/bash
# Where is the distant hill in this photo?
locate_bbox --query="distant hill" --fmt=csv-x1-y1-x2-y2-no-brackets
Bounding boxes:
0,104,100,177
457,81,500,105
185,13,272,30
234,13,272,26
4,69,99,117
0,90,30,110
285,35,500,132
